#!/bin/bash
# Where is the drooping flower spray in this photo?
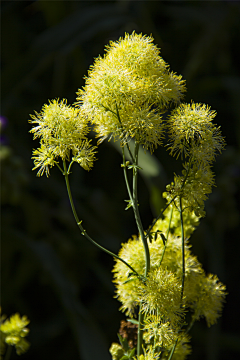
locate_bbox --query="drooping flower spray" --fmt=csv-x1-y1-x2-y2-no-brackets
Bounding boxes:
29,32,226,360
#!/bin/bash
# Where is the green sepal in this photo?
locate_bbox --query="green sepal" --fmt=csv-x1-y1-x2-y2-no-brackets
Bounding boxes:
124,199,133,210
127,164,143,171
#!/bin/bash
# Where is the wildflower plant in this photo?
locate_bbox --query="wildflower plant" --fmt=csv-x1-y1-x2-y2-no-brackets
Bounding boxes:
29,32,226,359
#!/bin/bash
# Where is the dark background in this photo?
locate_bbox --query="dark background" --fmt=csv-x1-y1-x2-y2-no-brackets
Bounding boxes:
1,1,240,359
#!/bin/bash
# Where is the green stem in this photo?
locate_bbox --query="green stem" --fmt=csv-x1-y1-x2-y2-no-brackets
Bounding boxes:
167,338,178,360
132,142,150,276
121,142,150,356
179,197,185,300
121,147,134,205
56,162,64,173
63,160,140,278
159,205,173,266
131,143,150,357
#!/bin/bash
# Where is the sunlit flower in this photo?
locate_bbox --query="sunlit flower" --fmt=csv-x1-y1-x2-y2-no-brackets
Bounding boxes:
77,32,186,151
144,314,178,348
161,334,192,360
32,144,57,177
113,231,203,316
29,99,97,175
139,267,183,326
163,163,215,217
167,102,225,162
184,273,227,327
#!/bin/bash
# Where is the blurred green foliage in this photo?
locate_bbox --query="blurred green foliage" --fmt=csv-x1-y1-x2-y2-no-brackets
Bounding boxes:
1,1,240,359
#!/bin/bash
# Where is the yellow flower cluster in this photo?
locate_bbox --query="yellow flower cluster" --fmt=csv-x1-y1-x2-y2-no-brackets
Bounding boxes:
163,163,215,217
167,102,225,163
160,335,192,360
164,102,225,217
109,343,125,360
29,99,97,176
113,208,226,359
139,268,183,326
77,32,186,152
154,204,200,239
184,273,227,327
0,313,30,355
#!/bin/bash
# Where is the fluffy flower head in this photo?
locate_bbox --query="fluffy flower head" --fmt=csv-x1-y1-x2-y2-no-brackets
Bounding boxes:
113,233,202,315
77,32,186,151
163,163,215,217
184,273,227,327
29,99,97,176
167,102,225,162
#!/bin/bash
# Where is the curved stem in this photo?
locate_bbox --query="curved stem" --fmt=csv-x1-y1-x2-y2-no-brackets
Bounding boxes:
63,160,140,278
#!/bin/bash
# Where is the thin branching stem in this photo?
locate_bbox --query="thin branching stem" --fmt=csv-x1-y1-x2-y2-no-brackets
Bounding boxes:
63,160,140,278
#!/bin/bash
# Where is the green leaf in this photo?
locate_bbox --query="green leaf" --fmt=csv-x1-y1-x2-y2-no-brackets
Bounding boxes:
118,334,129,352
127,319,139,325
154,230,161,242
160,233,167,246
129,347,136,358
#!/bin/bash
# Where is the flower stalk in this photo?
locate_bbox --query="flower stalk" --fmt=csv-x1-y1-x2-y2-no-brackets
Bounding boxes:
63,160,140,278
